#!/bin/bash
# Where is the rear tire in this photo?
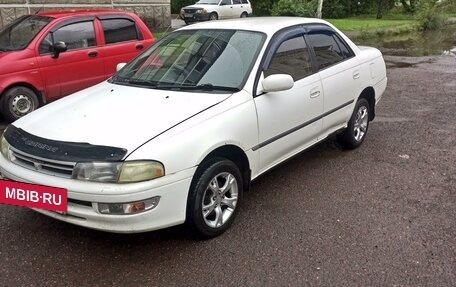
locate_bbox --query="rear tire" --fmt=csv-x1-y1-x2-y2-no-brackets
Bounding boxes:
240,12,248,18
337,98,370,149
186,158,243,238
1,86,39,122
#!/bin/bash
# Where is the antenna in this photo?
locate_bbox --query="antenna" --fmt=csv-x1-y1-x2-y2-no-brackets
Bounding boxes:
35,0,45,15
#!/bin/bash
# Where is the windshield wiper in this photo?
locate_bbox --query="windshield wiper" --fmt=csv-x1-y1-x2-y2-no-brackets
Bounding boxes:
126,79,159,86
156,83,240,92
111,76,158,87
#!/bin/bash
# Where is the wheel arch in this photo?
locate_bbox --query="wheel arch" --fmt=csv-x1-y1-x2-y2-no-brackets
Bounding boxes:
1,82,46,106
358,86,375,121
197,144,251,192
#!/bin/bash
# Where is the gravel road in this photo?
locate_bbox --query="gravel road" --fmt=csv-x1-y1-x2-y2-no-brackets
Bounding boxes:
0,55,455,286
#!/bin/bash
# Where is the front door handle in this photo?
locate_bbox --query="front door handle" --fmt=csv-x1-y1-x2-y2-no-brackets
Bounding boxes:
310,90,321,98
88,51,98,58
136,44,144,50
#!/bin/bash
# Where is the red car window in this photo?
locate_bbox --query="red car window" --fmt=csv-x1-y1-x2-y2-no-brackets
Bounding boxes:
101,18,140,44
52,21,96,50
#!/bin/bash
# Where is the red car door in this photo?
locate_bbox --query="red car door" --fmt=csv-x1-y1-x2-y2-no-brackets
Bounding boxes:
36,19,105,100
96,16,153,78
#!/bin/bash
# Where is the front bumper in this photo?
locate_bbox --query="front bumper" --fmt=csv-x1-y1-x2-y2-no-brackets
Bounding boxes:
181,13,211,23
0,154,196,233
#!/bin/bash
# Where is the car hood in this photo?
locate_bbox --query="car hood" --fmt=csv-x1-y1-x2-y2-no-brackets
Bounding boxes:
13,82,231,155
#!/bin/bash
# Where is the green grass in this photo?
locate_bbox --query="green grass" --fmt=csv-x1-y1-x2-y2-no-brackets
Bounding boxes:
153,32,168,39
326,18,415,31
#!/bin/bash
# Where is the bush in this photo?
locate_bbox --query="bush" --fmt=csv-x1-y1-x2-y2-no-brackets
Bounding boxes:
171,0,196,14
251,0,276,16
416,0,447,30
322,0,374,18
271,0,316,17
322,0,347,18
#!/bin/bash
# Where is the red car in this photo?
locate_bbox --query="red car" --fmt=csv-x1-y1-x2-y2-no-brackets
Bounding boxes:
0,9,155,121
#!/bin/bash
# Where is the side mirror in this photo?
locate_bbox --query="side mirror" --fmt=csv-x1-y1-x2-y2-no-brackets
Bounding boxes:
52,41,67,59
116,63,127,72
261,74,294,93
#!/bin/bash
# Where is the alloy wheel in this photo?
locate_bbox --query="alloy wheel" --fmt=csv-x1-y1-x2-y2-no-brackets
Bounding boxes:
201,172,238,228
353,105,368,141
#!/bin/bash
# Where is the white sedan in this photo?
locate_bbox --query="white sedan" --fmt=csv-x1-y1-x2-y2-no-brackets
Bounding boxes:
180,0,252,25
0,17,387,237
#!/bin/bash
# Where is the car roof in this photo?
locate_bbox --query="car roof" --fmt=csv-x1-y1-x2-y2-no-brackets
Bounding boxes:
178,17,331,35
36,9,132,19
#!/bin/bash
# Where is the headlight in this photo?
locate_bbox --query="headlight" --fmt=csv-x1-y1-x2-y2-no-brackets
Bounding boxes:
118,161,165,183
196,9,207,14
0,134,11,161
72,160,164,183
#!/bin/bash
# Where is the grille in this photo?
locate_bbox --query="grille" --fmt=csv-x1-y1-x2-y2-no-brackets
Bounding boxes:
10,147,76,178
183,8,198,13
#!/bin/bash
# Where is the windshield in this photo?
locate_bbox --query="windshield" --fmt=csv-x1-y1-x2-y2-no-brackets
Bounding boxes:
0,15,52,52
111,29,265,92
196,0,220,4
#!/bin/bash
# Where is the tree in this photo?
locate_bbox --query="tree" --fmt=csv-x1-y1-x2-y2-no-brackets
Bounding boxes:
316,0,323,18
401,0,418,13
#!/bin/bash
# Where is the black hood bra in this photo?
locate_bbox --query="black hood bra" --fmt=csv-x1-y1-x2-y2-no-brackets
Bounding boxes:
4,125,127,162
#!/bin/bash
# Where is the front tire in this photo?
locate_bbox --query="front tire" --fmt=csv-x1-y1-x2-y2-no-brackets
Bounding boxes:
1,86,39,122
209,12,218,21
337,98,370,149
187,158,243,238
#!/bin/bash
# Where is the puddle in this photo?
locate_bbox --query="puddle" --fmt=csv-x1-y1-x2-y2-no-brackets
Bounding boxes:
384,58,436,68
353,24,456,57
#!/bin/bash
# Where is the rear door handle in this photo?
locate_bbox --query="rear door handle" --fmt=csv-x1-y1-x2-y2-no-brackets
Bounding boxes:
353,71,360,79
136,44,144,50
88,51,98,58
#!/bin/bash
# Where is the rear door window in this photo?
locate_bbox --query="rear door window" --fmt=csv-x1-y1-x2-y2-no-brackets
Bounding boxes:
306,30,353,70
101,18,139,44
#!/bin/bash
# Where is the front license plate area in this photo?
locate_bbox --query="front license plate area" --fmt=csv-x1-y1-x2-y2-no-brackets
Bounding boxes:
0,179,68,213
